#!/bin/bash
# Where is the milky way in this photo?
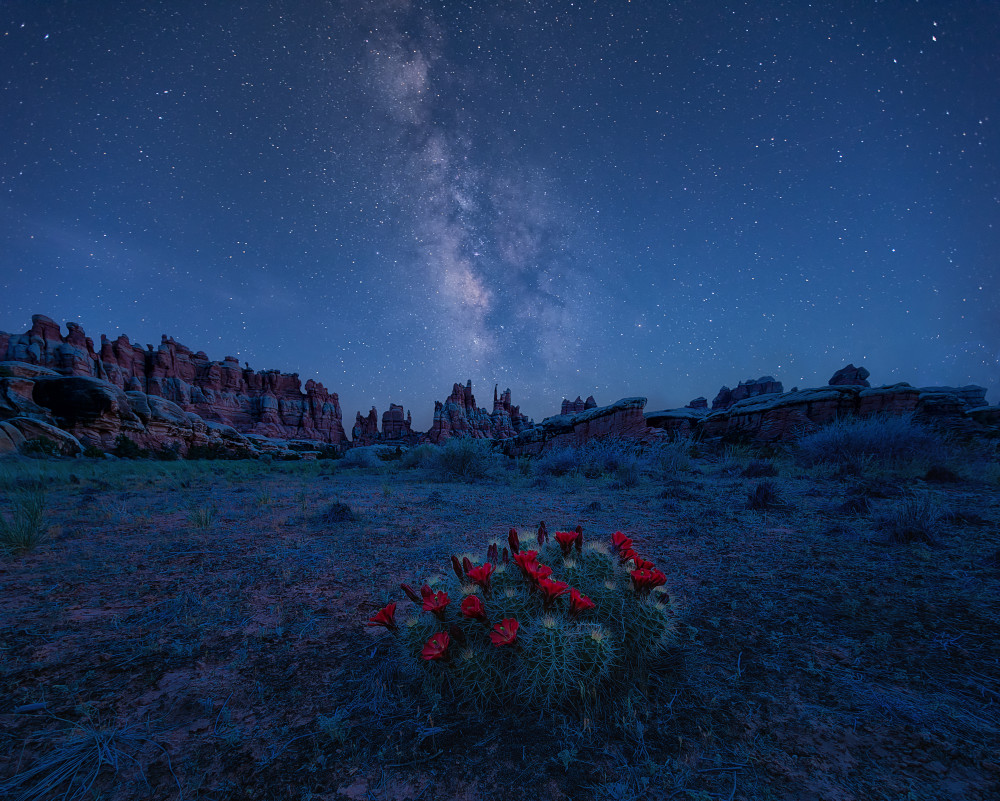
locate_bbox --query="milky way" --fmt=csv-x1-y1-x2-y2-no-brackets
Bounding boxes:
1,1,997,427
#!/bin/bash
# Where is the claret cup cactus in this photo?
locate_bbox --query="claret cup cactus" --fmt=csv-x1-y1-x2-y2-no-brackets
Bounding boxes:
368,527,678,713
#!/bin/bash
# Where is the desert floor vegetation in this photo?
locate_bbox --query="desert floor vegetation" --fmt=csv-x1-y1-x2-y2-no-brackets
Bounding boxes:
1,433,998,800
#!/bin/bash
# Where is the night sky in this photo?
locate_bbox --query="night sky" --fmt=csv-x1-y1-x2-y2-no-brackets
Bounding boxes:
2,1,998,429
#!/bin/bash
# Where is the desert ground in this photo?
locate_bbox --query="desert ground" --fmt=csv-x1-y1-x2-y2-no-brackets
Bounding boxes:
1,435,999,800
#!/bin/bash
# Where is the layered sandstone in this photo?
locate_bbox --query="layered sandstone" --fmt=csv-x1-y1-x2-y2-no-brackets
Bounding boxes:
711,376,784,410
0,315,347,445
512,397,652,456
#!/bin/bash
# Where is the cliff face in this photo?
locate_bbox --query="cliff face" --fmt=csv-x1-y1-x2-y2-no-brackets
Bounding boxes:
0,314,346,444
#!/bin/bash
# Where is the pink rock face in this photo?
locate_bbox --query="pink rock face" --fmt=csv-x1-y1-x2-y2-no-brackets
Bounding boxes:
427,381,530,443
0,315,347,443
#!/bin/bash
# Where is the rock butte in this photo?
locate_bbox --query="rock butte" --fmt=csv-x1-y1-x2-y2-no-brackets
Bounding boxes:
1,314,997,456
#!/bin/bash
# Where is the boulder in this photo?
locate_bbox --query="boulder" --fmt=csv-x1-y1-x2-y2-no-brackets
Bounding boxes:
0,417,83,456
711,376,784,410
829,364,871,387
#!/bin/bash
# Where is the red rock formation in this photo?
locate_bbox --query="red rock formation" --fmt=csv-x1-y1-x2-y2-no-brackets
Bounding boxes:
426,381,530,443
1,315,347,443
513,397,652,456
381,404,412,441
353,407,380,444
711,376,784,410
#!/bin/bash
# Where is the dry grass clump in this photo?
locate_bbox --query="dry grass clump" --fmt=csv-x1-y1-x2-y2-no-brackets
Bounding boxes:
795,414,950,471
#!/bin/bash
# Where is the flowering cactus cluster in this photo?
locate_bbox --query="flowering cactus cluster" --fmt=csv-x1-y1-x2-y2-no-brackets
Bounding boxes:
367,524,677,712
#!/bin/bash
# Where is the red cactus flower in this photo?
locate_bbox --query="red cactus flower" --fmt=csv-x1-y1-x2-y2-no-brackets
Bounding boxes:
508,527,520,555
451,555,465,581
574,525,584,552
421,631,450,660
420,584,433,601
554,530,579,556
619,547,640,565
490,617,519,647
422,590,450,619
466,562,494,594
524,561,553,585
632,555,654,570
568,589,596,617
502,547,509,565
462,556,473,576
630,568,667,595
537,521,548,546
487,542,499,563
461,594,487,620
367,602,398,632
513,549,539,577
400,583,422,604
612,531,633,554
538,577,569,607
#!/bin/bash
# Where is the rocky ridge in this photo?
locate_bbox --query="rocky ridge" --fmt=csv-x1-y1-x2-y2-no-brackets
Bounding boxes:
0,315,346,455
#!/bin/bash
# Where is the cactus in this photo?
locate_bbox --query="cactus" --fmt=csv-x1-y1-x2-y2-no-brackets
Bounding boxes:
374,526,678,715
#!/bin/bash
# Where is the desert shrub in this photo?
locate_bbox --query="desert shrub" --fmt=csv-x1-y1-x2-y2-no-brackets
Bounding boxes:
876,492,946,544
644,437,693,475
377,446,404,462
112,434,147,459
746,480,783,511
795,414,948,469
186,442,252,460
318,501,358,524
367,528,677,716
400,444,437,469
742,459,778,478
429,437,498,481
610,461,641,489
155,443,181,461
316,445,342,460
18,437,62,458
0,483,47,554
534,447,580,477
188,504,217,529
82,445,106,459
924,464,961,483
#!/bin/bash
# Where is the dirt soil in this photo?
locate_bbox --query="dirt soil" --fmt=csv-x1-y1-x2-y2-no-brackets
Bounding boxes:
1,454,998,800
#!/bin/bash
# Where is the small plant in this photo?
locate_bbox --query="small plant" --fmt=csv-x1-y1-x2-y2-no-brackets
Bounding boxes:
19,437,62,458
367,526,677,715
742,459,778,478
746,480,783,511
0,484,47,554
82,445,106,459
877,492,945,544
188,504,217,529
400,443,438,469
318,501,356,524
112,434,147,459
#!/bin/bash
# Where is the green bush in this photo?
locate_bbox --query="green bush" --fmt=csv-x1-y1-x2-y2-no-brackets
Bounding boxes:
430,437,499,481
400,444,437,469
19,437,62,458
368,528,677,716
0,484,47,554
112,434,148,459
